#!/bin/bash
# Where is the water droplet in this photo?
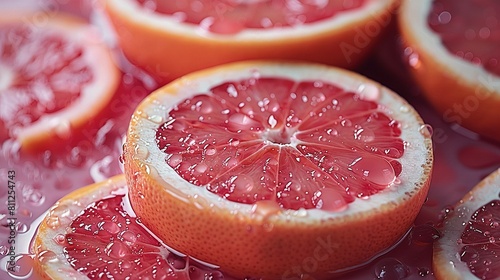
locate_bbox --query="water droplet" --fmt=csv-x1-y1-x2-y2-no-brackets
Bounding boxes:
417,267,430,277
227,113,260,132
7,254,34,279
167,154,183,168
419,124,433,138
148,115,164,124
105,240,129,258
349,156,396,186
45,216,60,229
410,224,441,246
314,189,347,211
53,234,66,245
268,115,278,128
100,221,120,234
134,145,149,160
119,231,137,244
16,222,29,233
373,258,409,279
357,83,380,100
51,119,71,139
194,163,208,174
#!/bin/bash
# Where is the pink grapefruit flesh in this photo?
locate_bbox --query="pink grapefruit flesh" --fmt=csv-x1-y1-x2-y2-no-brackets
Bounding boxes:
136,0,367,34
156,76,404,210
428,0,500,77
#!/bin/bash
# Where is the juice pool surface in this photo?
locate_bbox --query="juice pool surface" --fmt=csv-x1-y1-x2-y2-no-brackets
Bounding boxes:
0,1,499,279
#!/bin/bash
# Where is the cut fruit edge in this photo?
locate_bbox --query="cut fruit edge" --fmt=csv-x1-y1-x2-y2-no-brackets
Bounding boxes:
0,12,120,150
31,175,129,279
126,60,433,221
433,167,500,280
398,0,500,142
123,60,433,278
399,0,500,94
105,0,398,41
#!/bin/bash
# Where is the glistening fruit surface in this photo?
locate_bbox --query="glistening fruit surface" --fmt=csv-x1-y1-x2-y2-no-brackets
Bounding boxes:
124,61,433,279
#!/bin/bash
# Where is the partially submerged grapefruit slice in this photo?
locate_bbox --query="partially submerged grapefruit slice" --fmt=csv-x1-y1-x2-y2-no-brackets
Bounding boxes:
103,0,399,82
123,61,433,279
433,168,500,280
398,0,500,142
32,175,225,279
0,12,120,153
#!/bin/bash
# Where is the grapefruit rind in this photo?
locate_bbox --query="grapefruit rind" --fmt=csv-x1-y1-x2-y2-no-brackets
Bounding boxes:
103,0,399,81
398,0,500,142
32,175,127,280
433,168,500,280
124,61,433,279
0,12,120,153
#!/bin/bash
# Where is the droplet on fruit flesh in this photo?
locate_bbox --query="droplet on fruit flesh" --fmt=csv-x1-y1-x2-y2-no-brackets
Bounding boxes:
156,77,405,210
459,199,500,279
428,0,500,77
137,0,366,34
64,194,224,278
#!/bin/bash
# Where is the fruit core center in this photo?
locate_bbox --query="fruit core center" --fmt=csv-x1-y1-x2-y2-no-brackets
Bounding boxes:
262,127,296,145
428,0,500,77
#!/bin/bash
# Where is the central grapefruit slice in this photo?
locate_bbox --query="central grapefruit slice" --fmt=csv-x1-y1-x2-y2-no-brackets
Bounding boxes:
123,61,433,279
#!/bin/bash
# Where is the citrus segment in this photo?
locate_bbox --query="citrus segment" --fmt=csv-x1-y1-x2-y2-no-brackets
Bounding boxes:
103,0,399,81
398,0,500,143
0,12,119,153
433,168,500,280
136,0,366,34
155,76,405,210
32,175,225,280
124,61,433,279
428,0,500,77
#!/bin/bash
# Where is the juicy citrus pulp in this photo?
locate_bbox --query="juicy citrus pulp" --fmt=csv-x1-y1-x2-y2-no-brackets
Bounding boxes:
124,61,433,279
103,0,398,81
433,168,500,280
0,12,119,153
136,0,366,34
398,0,500,143
156,76,404,210
428,0,500,77
32,175,225,279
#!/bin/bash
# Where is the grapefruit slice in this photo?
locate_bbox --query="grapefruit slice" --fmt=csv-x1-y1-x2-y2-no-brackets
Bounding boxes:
398,0,500,143
123,61,434,279
32,175,225,279
103,0,399,82
0,12,120,153
433,168,500,280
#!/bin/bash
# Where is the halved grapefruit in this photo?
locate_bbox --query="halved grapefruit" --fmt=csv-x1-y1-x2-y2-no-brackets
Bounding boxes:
102,0,399,82
123,61,433,279
433,168,500,280
398,0,500,143
32,174,225,279
0,12,120,153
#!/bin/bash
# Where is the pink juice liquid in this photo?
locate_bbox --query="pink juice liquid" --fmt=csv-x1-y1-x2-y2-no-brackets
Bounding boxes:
1,1,500,279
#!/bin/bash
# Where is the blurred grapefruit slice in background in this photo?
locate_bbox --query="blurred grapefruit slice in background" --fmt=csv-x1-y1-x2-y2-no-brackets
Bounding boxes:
399,0,500,143
0,12,120,153
102,0,399,82
433,168,500,280
123,61,433,279
32,174,226,279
